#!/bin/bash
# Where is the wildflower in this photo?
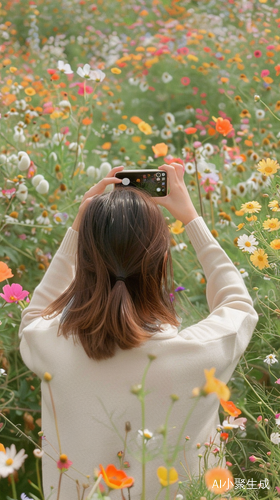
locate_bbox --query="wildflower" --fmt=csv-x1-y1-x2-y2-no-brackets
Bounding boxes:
170,220,185,234
264,354,278,365
240,201,262,213
250,249,270,270
21,494,33,500
57,454,73,471
275,413,280,426
33,449,44,458
157,466,178,487
255,109,265,120
162,72,173,83
87,69,106,82
16,184,28,201
237,234,258,253
43,372,52,382
249,455,257,462
214,117,233,136
204,467,234,494
0,444,27,478
222,417,247,430
0,262,13,282
270,432,280,445
0,283,29,303
138,121,152,135
152,143,168,157
268,200,280,212
57,60,73,74
138,429,153,440
220,400,241,417
53,213,69,225
18,151,31,171
99,464,134,489
270,239,280,250
77,63,92,79
184,127,197,134
257,158,280,176
193,368,230,401
263,218,280,232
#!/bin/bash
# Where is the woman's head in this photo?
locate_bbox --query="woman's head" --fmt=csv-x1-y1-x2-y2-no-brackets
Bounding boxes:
42,187,180,360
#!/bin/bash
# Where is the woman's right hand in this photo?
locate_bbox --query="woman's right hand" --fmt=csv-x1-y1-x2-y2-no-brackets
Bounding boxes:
152,162,199,226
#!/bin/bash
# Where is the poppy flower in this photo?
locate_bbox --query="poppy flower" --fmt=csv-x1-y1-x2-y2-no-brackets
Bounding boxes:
0,262,14,283
184,127,197,134
215,117,233,136
204,467,234,494
99,464,134,489
220,399,242,417
152,142,168,157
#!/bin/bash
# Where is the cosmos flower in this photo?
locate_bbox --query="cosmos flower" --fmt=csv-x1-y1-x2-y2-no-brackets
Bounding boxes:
157,466,178,487
57,60,73,74
0,283,29,303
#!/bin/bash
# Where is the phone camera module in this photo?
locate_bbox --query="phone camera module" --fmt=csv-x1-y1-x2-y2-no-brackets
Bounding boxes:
122,178,130,186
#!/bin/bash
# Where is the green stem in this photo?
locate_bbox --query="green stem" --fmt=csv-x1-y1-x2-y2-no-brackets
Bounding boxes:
36,457,44,499
0,235,37,261
154,486,164,500
48,384,62,455
10,473,17,499
193,157,204,218
260,99,280,122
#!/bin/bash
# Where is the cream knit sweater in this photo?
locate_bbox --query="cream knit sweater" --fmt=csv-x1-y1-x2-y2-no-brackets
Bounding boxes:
19,217,258,500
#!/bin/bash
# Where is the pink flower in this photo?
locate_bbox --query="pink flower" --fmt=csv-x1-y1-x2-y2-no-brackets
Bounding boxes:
254,50,262,57
57,454,72,471
69,82,94,95
18,234,27,240
2,188,16,199
249,455,257,462
0,284,29,303
276,486,280,494
177,47,189,55
276,379,280,384
261,69,270,78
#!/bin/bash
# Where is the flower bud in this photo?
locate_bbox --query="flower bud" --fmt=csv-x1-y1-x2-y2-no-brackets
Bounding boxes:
43,372,52,382
125,421,131,432
36,180,50,195
32,174,44,188
147,354,156,361
16,184,28,201
254,94,260,102
100,162,111,177
33,449,44,458
170,394,179,402
86,166,100,181
18,151,31,171
130,384,142,395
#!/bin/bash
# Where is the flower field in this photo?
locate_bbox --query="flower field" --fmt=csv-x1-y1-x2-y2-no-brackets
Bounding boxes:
1,0,280,498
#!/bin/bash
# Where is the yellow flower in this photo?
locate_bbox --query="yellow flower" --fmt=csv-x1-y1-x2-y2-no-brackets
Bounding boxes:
263,218,280,232
203,368,230,401
270,239,280,250
268,200,280,212
250,249,270,270
246,215,258,222
111,68,121,74
24,87,36,96
257,158,280,176
236,223,245,231
240,201,262,214
138,121,153,135
157,466,178,487
43,372,52,382
170,220,185,234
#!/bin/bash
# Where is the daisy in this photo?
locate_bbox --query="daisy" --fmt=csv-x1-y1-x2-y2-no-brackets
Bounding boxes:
255,109,265,119
184,162,196,174
0,444,27,478
164,112,175,126
257,158,280,176
268,200,280,212
250,249,270,270
263,218,280,232
270,432,280,445
138,429,153,440
240,201,262,213
270,239,280,250
237,234,258,253
264,354,278,365
162,72,173,83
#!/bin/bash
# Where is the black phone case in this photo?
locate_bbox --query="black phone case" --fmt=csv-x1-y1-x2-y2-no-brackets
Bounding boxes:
114,171,167,197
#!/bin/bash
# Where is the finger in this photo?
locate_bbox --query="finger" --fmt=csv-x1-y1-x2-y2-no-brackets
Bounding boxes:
105,165,124,178
158,164,178,183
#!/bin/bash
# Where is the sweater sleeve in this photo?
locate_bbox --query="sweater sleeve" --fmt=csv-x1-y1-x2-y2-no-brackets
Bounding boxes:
18,227,78,339
179,217,258,364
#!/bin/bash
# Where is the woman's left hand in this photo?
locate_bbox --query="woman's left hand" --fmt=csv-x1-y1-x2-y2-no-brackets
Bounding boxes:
72,165,124,231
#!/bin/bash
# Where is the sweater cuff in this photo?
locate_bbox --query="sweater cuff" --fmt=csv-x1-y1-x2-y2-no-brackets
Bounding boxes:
57,227,78,256
184,217,214,252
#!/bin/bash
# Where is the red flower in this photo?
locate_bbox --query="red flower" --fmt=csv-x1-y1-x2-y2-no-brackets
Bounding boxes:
254,50,262,57
181,76,190,86
220,399,241,417
184,127,197,135
215,117,233,137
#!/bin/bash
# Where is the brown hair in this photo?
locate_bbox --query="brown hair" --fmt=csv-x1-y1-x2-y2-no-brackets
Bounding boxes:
42,186,180,360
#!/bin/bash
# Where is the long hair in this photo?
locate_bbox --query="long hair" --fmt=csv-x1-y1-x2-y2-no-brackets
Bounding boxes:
42,186,180,360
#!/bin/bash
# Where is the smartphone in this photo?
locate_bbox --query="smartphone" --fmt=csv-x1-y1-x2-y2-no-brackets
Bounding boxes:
114,169,167,197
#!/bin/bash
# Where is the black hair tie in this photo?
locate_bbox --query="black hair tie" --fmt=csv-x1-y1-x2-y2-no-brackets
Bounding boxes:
116,276,126,282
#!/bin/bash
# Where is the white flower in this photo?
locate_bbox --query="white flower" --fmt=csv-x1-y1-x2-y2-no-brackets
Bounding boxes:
138,429,153,440
175,495,184,500
237,234,259,254
88,69,105,82
275,414,280,426
21,494,33,500
128,77,140,86
162,72,173,83
32,174,44,188
14,127,25,143
0,368,6,376
255,109,265,120
264,354,278,365
52,133,64,146
18,151,31,171
0,444,27,478
58,100,71,110
202,143,214,156
100,162,111,177
77,63,92,78
53,212,68,225
36,180,49,195
33,449,44,458
69,142,81,155
271,432,280,444
36,214,50,225
239,268,249,279
164,112,175,126
184,162,196,174
57,60,73,74
16,184,28,201
139,82,149,92
86,166,100,181
49,152,58,162
172,243,187,252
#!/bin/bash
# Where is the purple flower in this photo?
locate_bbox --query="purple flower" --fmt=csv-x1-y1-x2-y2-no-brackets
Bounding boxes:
175,287,185,292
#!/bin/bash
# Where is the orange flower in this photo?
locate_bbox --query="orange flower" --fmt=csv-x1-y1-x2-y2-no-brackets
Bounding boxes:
215,117,233,136
130,116,143,125
184,127,197,134
0,262,14,283
99,464,134,490
152,142,168,157
203,368,230,401
220,399,242,417
24,87,36,96
0,443,6,453
205,467,234,494
82,117,92,126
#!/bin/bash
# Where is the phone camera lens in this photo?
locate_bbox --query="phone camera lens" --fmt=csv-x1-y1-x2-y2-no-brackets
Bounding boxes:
122,178,130,186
